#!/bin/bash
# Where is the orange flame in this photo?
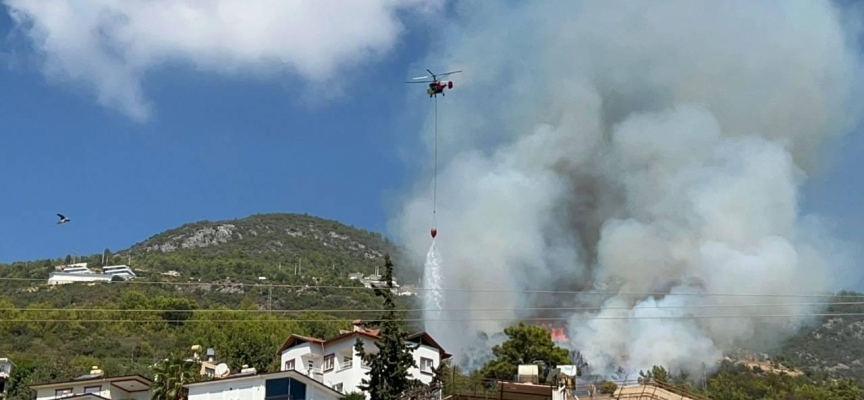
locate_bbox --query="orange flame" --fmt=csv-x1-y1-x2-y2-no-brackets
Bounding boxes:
536,323,570,342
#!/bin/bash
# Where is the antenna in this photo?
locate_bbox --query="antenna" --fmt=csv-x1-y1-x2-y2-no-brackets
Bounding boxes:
215,363,230,378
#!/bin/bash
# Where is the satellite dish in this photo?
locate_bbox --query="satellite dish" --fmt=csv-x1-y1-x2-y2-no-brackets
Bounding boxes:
215,363,230,378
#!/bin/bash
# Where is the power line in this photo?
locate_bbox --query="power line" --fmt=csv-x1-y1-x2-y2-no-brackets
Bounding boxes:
3,313,864,323
3,301,864,314
0,276,859,298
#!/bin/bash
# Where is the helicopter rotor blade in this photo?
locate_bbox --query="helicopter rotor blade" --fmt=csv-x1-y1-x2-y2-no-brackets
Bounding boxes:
405,81,434,83
436,70,462,77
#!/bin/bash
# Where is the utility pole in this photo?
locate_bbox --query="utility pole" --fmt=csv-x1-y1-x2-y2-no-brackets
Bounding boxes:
701,362,706,392
450,365,455,398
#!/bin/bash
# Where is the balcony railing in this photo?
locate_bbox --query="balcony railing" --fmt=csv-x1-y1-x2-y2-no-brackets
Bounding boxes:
339,361,353,371
302,367,324,382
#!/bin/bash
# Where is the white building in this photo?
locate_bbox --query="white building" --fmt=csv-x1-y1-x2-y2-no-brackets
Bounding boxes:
47,264,137,285
29,367,151,400
0,358,14,400
47,272,112,285
276,321,450,397
102,265,136,280
185,369,343,400
60,263,93,274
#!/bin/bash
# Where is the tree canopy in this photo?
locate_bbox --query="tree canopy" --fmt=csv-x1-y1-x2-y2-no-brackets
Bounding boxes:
639,361,864,400
479,321,571,383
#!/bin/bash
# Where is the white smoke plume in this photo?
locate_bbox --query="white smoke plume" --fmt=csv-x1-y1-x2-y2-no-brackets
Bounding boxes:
392,0,864,377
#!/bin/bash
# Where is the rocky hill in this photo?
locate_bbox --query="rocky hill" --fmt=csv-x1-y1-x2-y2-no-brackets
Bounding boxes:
117,213,419,283
126,213,391,261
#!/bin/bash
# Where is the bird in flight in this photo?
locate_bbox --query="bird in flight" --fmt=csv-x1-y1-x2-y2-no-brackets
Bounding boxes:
57,213,71,225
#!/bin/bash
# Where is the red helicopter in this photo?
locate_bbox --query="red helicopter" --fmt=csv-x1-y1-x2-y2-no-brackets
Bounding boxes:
406,69,462,97
408,68,462,240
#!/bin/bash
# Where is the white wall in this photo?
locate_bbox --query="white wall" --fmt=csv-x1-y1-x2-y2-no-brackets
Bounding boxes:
0,360,12,378
187,374,339,400
188,377,263,400
47,273,111,285
35,384,150,400
320,338,368,395
280,342,323,373
312,386,334,400
408,344,441,385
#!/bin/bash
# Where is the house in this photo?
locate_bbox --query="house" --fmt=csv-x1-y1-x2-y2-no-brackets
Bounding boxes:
101,265,136,280
0,358,14,400
276,320,450,397
185,368,344,400
29,366,151,400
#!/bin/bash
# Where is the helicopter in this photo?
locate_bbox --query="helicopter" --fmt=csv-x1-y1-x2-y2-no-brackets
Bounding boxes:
406,69,462,97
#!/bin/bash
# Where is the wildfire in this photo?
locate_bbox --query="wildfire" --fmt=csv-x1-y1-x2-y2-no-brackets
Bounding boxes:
537,323,571,343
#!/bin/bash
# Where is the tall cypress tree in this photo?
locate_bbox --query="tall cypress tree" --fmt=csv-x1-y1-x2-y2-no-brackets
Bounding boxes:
355,254,419,400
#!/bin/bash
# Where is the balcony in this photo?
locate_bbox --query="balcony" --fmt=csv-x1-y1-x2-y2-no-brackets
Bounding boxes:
338,361,353,371
302,367,323,382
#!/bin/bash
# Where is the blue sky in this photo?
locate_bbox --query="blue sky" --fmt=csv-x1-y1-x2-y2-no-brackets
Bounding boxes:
0,1,862,265
0,2,441,262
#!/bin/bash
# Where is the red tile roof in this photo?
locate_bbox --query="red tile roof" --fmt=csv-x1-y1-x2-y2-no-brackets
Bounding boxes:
276,323,450,359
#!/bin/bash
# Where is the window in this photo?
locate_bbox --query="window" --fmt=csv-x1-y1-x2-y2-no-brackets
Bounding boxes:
285,359,295,371
323,354,335,371
420,357,434,374
307,360,314,371
266,377,306,400
54,388,72,398
84,386,101,394
333,383,344,393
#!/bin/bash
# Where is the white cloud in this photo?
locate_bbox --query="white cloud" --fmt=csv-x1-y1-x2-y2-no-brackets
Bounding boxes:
3,0,442,121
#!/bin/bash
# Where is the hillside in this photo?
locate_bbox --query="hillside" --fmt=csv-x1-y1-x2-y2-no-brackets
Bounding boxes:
775,291,864,379
0,213,424,400
121,212,418,283
0,212,420,293
127,213,391,262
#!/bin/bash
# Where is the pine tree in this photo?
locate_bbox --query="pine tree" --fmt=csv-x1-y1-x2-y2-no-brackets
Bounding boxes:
354,254,419,400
